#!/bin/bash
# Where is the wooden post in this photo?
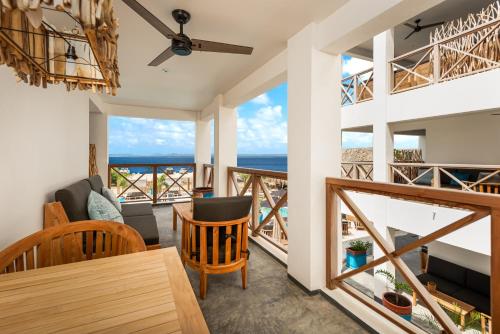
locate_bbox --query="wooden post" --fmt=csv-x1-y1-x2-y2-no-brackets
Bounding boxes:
251,175,260,237
353,75,358,104
491,208,500,334
433,166,441,188
227,170,233,197
325,184,340,289
152,166,158,204
433,44,440,83
107,165,112,188
192,164,197,189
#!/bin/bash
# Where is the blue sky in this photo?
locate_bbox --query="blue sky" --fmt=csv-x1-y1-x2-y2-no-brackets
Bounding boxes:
109,56,416,155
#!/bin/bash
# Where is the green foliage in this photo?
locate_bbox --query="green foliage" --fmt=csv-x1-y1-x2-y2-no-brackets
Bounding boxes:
111,170,130,188
447,307,481,331
349,240,372,252
375,269,413,295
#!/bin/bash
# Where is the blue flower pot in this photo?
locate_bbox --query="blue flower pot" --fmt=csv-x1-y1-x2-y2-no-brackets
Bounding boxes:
193,187,214,198
346,248,367,269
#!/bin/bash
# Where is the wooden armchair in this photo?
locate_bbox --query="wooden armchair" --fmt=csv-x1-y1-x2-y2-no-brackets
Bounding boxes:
0,221,146,274
181,196,252,299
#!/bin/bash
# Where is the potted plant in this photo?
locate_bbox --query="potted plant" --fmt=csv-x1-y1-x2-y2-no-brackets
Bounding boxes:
376,269,413,321
346,240,371,269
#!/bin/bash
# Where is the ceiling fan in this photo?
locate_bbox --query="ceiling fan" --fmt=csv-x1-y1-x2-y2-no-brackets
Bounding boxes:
403,18,444,40
122,0,254,66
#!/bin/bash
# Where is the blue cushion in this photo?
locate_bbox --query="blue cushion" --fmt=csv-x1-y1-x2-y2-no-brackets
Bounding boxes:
102,187,122,212
450,172,470,186
87,190,124,224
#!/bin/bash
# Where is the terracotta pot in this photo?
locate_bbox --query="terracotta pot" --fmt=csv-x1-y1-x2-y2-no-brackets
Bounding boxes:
382,292,412,321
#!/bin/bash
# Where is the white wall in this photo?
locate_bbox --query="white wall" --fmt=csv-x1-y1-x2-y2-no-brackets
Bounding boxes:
0,68,89,249
89,111,108,183
392,112,500,164
428,240,490,275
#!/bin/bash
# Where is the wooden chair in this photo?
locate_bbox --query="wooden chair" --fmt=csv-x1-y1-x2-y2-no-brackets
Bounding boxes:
181,196,252,299
0,221,146,274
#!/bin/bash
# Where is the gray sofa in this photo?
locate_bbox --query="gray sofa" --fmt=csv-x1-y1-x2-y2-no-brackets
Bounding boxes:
55,175,159,247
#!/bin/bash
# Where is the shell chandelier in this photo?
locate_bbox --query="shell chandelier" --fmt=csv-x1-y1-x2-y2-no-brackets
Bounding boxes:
0,0,120,95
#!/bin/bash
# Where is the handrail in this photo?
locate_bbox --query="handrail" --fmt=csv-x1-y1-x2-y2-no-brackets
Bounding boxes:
389,162,500,194
227,166,288,252
340,68,374,106
325,178,499,333
108,163,197,204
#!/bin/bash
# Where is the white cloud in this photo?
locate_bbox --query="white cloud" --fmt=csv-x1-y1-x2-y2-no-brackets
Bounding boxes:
250,93,271,105
342,132,373,148
342,57,373,76
237,105,287,151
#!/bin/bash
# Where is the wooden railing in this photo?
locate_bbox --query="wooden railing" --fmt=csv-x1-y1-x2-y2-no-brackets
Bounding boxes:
341,68,374,106
341,162,373,181
203,164,214,188
390,16,500,94
108,163,196,204
227,167,288,252
326,178,499,333
389,163,500,194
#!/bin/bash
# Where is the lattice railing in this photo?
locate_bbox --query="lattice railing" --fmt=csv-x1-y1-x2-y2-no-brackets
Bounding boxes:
326,178,499,333
341,68,374,106
203,164,214,188
389,163,500,194
108,163,196,204
341,162,373,181
390,14,500,94
227,167,288,252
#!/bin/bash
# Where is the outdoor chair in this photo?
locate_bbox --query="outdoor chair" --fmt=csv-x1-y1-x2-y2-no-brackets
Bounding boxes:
181,196,252,299
0,221,146,274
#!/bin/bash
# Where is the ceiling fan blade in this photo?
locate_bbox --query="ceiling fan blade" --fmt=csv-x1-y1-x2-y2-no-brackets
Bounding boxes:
148,47,175,66
404,30,416,40
420,22,445,29
122,0,176,39
403,23,417,29
191,39,253,55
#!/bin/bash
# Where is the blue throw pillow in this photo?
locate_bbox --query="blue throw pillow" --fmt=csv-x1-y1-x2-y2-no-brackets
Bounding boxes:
102,187,122,212
88,190,124,224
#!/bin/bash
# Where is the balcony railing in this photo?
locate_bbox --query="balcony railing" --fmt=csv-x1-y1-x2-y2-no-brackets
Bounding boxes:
390,16,500,94
341,162,373,181
227,167,288,252
326,178,499,333
340,68,374,106
389,163,500,194
108,163,196,204
203,164,214,188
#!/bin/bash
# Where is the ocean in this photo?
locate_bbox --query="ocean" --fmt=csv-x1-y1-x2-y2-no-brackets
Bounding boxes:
109,155,287,173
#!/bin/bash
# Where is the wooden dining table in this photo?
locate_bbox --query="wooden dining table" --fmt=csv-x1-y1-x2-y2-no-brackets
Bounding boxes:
0,247,209,334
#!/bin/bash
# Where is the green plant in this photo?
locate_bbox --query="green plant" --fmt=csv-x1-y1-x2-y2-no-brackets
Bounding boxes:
447,307,481,331
376,269,413,306
348,240,372,252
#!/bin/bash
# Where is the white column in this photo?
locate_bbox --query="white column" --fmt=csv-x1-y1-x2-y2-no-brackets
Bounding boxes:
287,23,342,290
195,117,212,187
89,111,108,183
372,30,396,296
213,96,237,197
372,29,394,182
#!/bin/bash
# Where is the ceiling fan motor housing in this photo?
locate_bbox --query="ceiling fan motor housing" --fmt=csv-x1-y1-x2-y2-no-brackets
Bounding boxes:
172,34,192,56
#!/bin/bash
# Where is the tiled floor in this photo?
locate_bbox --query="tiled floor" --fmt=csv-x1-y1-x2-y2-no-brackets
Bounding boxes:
154,205,370,334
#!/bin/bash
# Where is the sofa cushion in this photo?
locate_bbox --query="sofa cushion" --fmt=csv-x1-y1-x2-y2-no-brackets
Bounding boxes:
121,203,154,217
87,191,124,224
87,175,104,193
102,187,122,212
124,215,159,245
427,256,466,286
452,289,490,315
465,270,490,297
55,180,92,222
193,196,252,222
417,273,462,296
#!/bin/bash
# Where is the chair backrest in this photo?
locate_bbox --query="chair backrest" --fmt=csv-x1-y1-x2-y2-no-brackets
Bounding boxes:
0,221,146,274
193,196,252,222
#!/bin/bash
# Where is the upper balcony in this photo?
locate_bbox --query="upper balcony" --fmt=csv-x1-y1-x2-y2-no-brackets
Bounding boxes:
341,0,500,129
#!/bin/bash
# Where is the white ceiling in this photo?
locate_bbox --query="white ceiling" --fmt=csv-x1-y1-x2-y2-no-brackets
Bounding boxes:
350,0,493,59
102,0,348,111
